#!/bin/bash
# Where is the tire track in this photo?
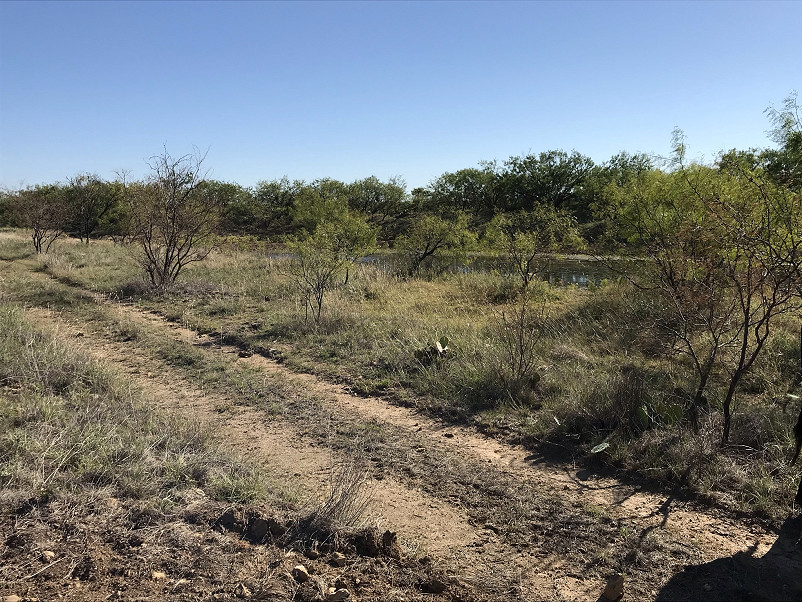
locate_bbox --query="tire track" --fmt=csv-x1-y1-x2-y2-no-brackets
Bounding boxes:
9,259,801,601
24,306,578,600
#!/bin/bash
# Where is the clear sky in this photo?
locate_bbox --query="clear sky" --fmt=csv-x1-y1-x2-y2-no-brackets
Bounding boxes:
1,1,800,191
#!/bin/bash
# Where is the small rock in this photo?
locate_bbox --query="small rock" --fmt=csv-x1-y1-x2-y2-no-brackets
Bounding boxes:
325,588,351,602
246,516,271,542
152,571,168,580
291,565,310,583
602,574,624,601
41,550,56,561
3,595,23,602
330,552,347,567
234,583,252,598
305,548,320,560
703,583,713,592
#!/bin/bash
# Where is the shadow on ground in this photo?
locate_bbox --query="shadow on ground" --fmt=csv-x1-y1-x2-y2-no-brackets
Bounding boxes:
655,513,802,602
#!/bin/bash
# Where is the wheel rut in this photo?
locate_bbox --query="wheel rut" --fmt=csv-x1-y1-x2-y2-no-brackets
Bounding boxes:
111,299,779,560
22,306,570,600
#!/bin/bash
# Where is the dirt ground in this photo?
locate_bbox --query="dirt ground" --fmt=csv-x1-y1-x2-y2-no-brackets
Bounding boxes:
2,263,802,601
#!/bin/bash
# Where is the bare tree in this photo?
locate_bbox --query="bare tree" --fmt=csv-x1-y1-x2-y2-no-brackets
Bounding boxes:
129,148,219,289
14,184,69,254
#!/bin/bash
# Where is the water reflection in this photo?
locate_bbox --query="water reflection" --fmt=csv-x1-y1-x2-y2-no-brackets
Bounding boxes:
267,251,630,287
364,254,627,287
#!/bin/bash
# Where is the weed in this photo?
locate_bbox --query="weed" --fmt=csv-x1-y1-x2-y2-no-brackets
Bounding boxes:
312,457,372,529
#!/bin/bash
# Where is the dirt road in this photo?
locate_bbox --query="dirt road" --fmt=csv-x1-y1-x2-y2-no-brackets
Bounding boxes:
5,259,802,601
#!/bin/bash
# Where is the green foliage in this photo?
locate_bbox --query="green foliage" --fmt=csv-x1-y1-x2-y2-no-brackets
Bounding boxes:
417,166,499,222
99,181,134,244
609,138,802,443
287,212,378,322
250,177,304,235
0,188,23,227
291,179,349,234
497,150,595,216
586,152,654,248
201,180,257,234
345,175,408,227
65,173,121,244
763,91,802,192
395,212,476,274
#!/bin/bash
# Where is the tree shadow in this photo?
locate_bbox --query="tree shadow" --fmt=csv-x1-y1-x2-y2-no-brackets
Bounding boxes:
655,514,802,602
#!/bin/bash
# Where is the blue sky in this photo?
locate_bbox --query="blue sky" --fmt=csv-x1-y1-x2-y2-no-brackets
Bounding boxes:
1,1,800,191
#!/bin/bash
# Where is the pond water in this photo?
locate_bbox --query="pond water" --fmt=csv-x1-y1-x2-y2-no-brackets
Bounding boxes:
267,250,634,287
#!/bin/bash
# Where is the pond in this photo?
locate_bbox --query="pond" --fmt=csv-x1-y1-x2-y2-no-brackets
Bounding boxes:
266,250,636,287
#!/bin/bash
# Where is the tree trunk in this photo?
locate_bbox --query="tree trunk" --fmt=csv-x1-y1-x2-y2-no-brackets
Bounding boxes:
721,368,746,445
690,364,713,432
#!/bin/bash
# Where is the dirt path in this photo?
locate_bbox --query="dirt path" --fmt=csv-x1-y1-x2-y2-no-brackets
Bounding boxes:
25,308,477,553
5,258,802,601
117,301,779,560
25,306,569,599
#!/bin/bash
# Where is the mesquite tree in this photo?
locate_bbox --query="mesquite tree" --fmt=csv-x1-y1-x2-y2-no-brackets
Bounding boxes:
613,135,802,443
14,184,69,254
287,213,377,322
129,148,220,289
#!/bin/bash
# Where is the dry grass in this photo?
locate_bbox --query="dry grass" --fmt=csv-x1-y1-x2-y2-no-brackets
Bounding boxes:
4,230,802,522
0,305,267,509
